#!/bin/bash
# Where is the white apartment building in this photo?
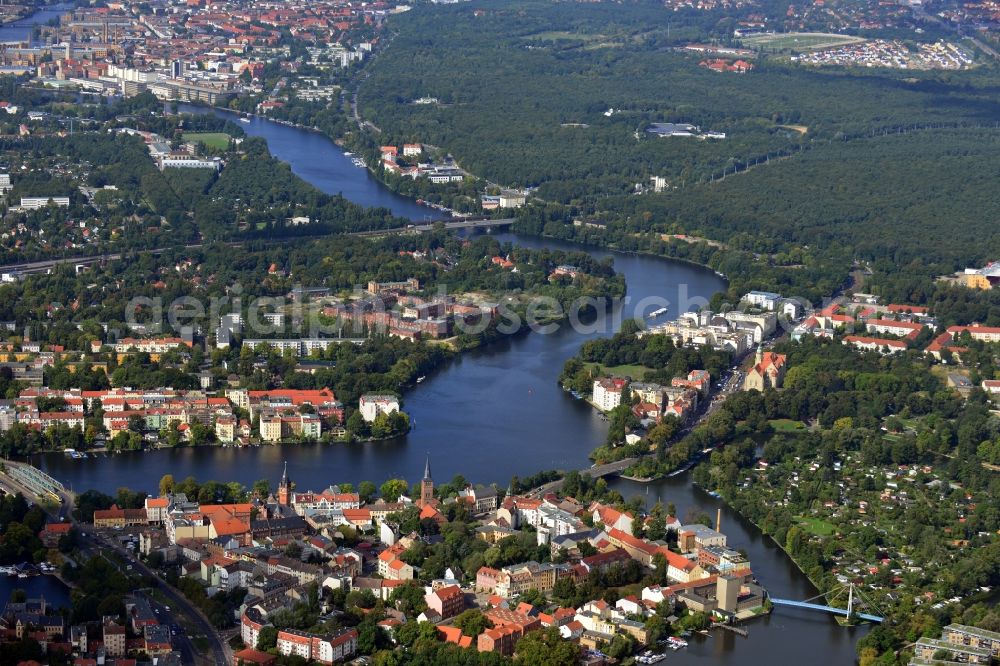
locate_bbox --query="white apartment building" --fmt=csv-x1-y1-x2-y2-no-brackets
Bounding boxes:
359,394,399,422
592,378,626,412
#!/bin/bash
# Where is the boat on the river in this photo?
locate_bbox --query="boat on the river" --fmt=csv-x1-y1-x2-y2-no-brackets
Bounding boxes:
637,650,666,664
240,117,251,123
647,307,668,319
416,376,426,383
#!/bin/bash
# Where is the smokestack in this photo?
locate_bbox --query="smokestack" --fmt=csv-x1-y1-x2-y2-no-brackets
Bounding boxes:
716,508,722,533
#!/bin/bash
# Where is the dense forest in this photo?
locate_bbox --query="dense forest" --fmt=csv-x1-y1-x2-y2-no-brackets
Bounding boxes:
360,0,1000,198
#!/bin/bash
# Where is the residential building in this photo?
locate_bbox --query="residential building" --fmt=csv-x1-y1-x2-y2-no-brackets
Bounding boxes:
741,290,782,311
20,196,70,209
844,335,907,355
592,378,627,411
943,624,1000,658
103,621,126,657
424,584,465,620
486,561,569,598
241,608,269,649
93,503,149,528
914,636,990,664
457,484,499,514
359,394,400,422
478,623,525,656
498,190,526,209
589,502,634,535
865,318,924,340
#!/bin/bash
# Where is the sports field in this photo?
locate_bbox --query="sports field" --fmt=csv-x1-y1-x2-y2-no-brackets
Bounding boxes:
182,132,231,150
742,32,864,51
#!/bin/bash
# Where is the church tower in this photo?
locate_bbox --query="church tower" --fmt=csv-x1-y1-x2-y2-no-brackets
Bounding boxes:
278,461,291,506
420,454,434,506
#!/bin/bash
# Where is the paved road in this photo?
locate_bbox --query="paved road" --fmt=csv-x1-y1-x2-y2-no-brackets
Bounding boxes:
94,532,230,666
0,464,229,666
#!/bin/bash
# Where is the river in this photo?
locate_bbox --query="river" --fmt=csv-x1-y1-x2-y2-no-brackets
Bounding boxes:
0,574,70,609
31,108,865,663
0,4,72,45
175,104,434,221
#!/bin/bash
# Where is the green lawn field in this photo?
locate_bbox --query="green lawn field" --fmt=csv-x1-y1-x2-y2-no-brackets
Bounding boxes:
769,419,807,432
182,132,231,150
796,515,837,536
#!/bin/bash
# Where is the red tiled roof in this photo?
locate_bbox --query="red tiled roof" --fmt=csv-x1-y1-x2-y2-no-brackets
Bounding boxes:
844,335,907,350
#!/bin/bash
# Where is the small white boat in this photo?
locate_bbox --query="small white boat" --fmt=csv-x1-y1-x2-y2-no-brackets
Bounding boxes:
416,376,426,383
240,117,251,124
647,307,668,319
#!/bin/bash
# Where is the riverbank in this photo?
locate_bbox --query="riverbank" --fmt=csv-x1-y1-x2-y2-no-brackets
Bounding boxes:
697,483,830,596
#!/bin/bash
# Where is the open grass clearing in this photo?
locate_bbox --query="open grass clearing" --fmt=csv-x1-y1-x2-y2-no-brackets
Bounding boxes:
181,132,231,150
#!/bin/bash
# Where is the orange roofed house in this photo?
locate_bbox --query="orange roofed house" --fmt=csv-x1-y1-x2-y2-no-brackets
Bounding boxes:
93,504,148,529
424,584,465,620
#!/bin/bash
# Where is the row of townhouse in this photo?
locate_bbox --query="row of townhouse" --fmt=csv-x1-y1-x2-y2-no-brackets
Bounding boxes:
229,387,344,426
276,627,358,663
16,385,247,439
109,336,194,355
163,498,255,544
377,543,415,581
498,494,593,545
259,411,322,442
291,487,362,514
22,385,345,443
476,560,571,598
592,369,708,421
642,309,772,355
927,325,1000,362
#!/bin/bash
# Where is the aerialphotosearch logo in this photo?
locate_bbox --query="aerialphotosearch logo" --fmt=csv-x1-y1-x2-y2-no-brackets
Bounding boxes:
122,281,817,344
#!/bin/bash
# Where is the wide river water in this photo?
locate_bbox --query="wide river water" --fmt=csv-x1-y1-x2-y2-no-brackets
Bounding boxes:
0,4,72,45
27,106,865,663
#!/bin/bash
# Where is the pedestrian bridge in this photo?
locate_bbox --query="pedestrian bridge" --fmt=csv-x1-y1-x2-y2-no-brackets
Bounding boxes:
769,598,884,623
